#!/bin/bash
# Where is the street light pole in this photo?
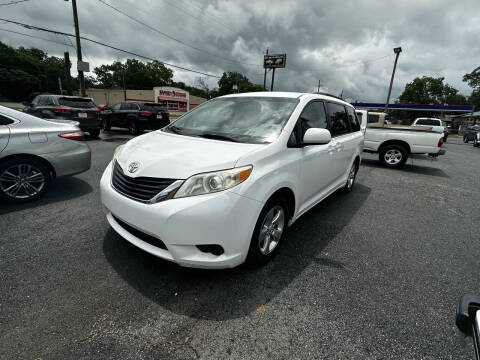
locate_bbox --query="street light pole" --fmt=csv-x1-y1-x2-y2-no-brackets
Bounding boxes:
385,47,402,113
263,48,268,90
69,0,86,96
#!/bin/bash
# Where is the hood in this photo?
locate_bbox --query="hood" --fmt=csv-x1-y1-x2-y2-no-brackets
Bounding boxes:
116,131,263,179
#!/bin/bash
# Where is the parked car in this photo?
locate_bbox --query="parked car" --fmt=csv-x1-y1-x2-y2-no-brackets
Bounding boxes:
474,131,480,147
0,105,91,203
23,94,102,138
463,125,480,143
100,92,364,268
357,110,445,168
412,117,447,141
456,295,480,359
101,101,170,135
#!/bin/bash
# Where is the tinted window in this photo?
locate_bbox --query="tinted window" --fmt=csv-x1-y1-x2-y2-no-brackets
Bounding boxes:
59,97,96,109
142,103,166,112
298,101,327,137
367,114,380,123
111,103,121,110
0,114,14,125
31,96,40,106
37,96,47,106
416,119,441,126
327,102,350,136
44,97,55,106
120,102,129,110
346,106,360,131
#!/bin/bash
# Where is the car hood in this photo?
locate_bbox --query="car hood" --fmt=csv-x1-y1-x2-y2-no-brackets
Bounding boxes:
116,131,263,179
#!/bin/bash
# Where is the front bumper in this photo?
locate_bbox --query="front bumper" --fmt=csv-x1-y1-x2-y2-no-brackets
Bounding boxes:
100,162,263,269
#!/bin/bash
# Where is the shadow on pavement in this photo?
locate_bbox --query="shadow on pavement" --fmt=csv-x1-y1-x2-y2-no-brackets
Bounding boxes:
0,176,92,215
103,184,371,320
361,158,449,178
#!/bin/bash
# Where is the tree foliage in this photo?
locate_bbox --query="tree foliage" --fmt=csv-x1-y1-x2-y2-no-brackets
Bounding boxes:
398,76,467,105
216,72,265,96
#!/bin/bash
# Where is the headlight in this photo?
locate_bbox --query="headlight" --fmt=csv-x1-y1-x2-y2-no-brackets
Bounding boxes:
174,166,253,198
112,144,124,162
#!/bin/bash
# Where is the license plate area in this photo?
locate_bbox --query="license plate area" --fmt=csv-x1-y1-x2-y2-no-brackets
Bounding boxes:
156,114,162,119
78,112,87,118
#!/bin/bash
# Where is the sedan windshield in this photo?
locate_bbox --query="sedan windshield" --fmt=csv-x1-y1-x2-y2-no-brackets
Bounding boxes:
165,97,298,144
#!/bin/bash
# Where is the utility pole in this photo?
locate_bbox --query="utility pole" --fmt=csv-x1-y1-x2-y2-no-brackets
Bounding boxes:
122,64,127,101
63,51,73,95
317,80,321,93
58,77,63,94
385,47,402,113
271,68,275,91
69,0,86,96
263,48,268,90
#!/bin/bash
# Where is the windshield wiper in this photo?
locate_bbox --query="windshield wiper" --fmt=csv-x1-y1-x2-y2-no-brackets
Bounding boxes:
197,132,239,142
166,126,184,134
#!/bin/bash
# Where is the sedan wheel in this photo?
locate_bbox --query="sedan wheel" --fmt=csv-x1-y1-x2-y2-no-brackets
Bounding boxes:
0,159,50,202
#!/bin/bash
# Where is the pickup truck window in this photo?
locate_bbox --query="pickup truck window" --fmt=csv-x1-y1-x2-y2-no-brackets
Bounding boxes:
416,119,441,126
367,114,380,123
327,102,350,136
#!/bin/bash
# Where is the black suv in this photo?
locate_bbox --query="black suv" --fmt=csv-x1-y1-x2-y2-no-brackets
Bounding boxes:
23,94,102,138
101,101,170,135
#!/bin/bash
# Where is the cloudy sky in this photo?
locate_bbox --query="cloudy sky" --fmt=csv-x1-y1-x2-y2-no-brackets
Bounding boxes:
1,0,479,102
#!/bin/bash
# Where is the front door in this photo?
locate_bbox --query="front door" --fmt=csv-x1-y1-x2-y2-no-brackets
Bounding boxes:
295,101,338,212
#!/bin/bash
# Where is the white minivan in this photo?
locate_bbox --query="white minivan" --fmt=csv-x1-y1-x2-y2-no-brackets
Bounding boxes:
100,92,364,268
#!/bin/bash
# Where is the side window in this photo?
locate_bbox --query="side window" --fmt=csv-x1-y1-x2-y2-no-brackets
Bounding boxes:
0,114,14,125
327,102,350,136
37,96,46,106
346,106,360,131
120,102,129,110
111,103,121,110
31,96,40,106
367,114,380,123
131,103,140,110
298,101,327,137
44,97,55,106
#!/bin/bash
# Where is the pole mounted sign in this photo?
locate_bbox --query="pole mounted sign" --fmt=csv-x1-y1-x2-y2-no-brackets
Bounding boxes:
264,54,286,69
77,60,90,73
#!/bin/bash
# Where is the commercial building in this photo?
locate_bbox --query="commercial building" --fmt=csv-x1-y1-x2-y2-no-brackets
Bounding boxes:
86,87,207,114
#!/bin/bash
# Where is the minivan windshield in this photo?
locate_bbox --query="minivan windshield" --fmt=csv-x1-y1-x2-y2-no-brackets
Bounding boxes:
164,97,298,144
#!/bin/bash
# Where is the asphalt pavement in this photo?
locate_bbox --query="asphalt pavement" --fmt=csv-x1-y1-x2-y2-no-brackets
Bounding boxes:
1,133,480,359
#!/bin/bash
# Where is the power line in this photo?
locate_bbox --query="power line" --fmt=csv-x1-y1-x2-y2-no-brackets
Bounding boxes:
180,0,234,31
96,0,261,67
0,18,222,78
0,0,30,6
0,27,73,47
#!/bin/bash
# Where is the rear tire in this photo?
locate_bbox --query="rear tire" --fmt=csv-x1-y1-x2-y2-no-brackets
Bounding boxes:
246,197,289,267
89,129,100,138
379,144,408,169
343,160,358,193
0,157,51,203
128,120,140,135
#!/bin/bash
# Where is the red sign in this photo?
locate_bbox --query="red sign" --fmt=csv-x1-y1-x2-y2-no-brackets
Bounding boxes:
158,89,187,99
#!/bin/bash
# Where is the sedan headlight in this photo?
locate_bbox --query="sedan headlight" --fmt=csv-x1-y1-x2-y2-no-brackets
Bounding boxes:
174,166,253,198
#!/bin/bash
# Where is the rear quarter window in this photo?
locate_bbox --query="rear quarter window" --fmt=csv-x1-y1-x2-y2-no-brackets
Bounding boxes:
0,114,15,125
141,103,166,112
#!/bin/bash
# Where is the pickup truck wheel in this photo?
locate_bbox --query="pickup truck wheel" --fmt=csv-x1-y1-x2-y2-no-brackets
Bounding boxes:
379,145,408,169
246,197,288,267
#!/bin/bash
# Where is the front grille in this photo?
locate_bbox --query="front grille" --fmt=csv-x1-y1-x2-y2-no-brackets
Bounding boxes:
113,215,167,250
112,161,176,203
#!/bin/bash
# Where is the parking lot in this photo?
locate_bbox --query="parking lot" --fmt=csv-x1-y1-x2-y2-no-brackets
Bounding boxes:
1,133,479,359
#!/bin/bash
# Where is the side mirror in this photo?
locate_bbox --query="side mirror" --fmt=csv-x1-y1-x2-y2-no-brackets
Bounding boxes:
303,128,331,145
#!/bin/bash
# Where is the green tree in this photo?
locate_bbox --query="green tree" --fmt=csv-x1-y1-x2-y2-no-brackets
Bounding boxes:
398,76,467,105
463,66,480,111
217,72,265,96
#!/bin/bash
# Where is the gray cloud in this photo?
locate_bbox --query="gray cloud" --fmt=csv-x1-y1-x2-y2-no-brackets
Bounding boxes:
1,0,479,101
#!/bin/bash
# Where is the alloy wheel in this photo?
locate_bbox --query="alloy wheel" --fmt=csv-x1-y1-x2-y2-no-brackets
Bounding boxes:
0,164,45,199
384,149,402,165
258,205,285,255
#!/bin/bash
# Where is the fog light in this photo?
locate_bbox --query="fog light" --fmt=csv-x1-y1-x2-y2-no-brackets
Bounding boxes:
196,244,224,256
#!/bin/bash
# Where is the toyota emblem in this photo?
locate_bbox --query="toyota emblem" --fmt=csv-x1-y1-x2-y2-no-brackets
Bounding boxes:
128,162,140,173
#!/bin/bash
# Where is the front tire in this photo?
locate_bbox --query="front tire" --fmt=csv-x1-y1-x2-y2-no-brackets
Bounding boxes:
102,118,111,131
246,197,289,267
88,129,100,138
0,157,51,203
128,120,140,135
379,144,408,169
